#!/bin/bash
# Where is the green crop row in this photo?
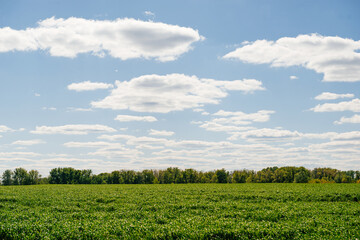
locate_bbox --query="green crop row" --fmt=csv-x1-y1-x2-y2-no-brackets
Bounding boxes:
0,184,359,239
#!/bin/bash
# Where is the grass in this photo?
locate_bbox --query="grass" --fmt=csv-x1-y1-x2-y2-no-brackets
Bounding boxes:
0,184,359,239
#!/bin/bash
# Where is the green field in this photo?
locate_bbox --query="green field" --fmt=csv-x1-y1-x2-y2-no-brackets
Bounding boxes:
0,184,359,239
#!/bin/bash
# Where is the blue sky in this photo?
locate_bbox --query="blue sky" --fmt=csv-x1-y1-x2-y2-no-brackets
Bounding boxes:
0,0,360,175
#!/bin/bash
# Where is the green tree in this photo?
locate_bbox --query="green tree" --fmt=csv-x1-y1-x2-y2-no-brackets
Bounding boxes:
232,170,251,183
294,170,310,183
2,170,13,185
215,169,228,183
142,170,155,184
28,170,40,185
13,168,29,185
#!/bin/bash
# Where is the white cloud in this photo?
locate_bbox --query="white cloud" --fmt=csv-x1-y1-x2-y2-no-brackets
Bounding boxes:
98,134,135,141
213,110,274,122
12,139,46,146
239,128,301,141
31,124,117,135
68,81,113,91
311,99,360,112
0,152,41,157
332,131,360,141
199,110,274,134
315,92,354,100
223,34,360,82
290,75,298,80
334,114,360,124
0,125,14,133
21,130,360,172
200,122,255,133
148,129,174,136
114,115,157,122
0,17,203,62
67,107,93,112
42,107,56,111
64,141,120,148
144,11,155,17
91,74,264,113
34,93,40,97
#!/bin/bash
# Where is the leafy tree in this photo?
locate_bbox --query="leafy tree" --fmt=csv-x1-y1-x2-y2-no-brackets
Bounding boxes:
110,171,121,184
13,168,29,185
79,169,92,184
28,170,40,185
215,169,228,183
2,169,13,185
294,170,310,183
183,169,198,183
142,170,155,184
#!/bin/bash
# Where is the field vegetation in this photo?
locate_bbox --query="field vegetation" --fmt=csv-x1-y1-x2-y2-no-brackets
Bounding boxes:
0,184,359,239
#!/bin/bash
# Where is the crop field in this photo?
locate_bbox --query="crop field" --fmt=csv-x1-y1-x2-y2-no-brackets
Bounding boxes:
0,184,359,239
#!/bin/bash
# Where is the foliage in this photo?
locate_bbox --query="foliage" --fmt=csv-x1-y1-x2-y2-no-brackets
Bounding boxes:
2,166,360,186
0,184,359,239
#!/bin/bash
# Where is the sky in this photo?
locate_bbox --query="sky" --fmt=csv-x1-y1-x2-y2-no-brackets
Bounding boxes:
0,0,360,175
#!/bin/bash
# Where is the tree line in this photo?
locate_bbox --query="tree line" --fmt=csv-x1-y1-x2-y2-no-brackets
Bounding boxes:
1,166,360,186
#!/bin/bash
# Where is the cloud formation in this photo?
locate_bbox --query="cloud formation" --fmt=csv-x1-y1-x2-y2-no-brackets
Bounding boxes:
199,110,274,135
334,114,360,125
91,74,264,113
148,129,175,136
115,115,157,122
12,139,46,146
315,92,354,100
68,81,113,91
0,17,203,61
0,125,14,133
223,34,360,82
311,99,360,112
31,124,117,135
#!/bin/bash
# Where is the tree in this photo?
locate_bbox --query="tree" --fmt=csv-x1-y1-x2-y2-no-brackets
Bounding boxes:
232,170,253,183
28,170,40,185
142,170,155,184
110,171,121,184
2,170,13,185
183,169,198,183
294,170,310,183
79,169,92,184
216,169,228,183
13,168,29,185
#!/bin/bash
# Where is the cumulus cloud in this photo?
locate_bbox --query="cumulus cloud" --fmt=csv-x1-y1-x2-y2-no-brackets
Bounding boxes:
315,92,354,100
0,17,203,61
30,124,117,135
68,81,113,91
199,110,274,134
91,74,264,113
0,125,14,133
223,34,360,82
290,76,298,80
148,129,175,136
332,131,360,141
213,110,274,122
12,139,45,146
239,128,301,141
334,114,360,125
64,141,122,148
311,99,360,112
114,115,157,122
